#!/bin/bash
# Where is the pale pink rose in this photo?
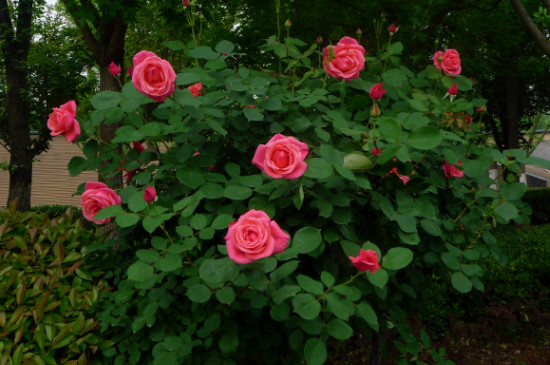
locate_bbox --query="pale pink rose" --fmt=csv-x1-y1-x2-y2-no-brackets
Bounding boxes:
323,36,365,81
109,62,121,76
349,249,380,273
448,83,458,95
433,49,461,76
188,82,204,97
443,160,464,179
252,134,309,180
144,185,157,203
225,210,289,264
132,50,176,102
81,181,121,225
369,83,386,100
47,100,80,143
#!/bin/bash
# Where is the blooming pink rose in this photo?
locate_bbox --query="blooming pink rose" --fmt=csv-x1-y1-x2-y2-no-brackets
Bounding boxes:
388,24,397,34
433,49,461,76
369,83,386,101
144,185,157,203
109,62,121,76
47,100,80,143
81,181,121,224
349,249,380,273
188,82,204,97
252,134,309,179
448,83,458,95
225,210,289,264
443,160,464,179
132,50,176,102
323,36,365,81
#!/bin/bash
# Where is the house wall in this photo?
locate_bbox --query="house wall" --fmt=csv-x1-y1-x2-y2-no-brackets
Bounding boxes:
0,136,97,207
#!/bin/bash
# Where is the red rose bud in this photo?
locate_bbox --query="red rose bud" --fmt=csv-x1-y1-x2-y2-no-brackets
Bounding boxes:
356,28,362,36
369,82,386,101
285,19,291,28
183,0,189,8
245,104,255,108
370,104,381,117
448,82,458,95
371,147,382,156
316,36,323,44
144,185,157,203
109,62,121,76
476,105,487,113
388,24,397,34
132,141,145,153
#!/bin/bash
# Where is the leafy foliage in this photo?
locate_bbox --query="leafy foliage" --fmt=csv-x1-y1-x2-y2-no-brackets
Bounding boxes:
0,206,109,364
67,29,547,364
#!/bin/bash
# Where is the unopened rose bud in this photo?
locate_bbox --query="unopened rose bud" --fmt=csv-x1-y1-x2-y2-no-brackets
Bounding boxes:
144,185,157,203
356,28,362,36
476,105,487,113
388,24,397,34
316,36,323,44
109,62,121,76
285,19,291,28
183,0,188,8
448,83,458,96
370,104,381,117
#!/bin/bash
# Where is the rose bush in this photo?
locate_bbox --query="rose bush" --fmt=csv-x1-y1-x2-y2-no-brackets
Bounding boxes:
63,28,549,365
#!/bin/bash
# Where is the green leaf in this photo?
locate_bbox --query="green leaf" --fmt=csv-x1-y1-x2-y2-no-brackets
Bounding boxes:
292,293,321,320
211,214,233,229
304,338,327,365
186,284,212,303
163,40,185,50
115,213,140,228
157,252,182,272
451,272,473,293
219,333,239,353
189,46,219,60
68,156,86,177
495,201,518,222
325,293,354,321
215,287,236,305
136,249,160,263
270,260,299,282
320,271,335,288
304,158,333,179
127,262,154,282
420,219,442,236
223,185,252,200
379,117,402,143
91,90,121,109
292,227,322,254
327,318,353,340
215,40,235,54
296,275,324,295
176,168,206,189
356,302,379,331
320,144,343,166
190,214,208,230
382,247,413,270
94,204,124,220
343,153,373,170
407,126,443,150
368,268,388,289
199,258,237,284
462,160,486,178
500,183,527,200
128,191,147,212
244,106,264,121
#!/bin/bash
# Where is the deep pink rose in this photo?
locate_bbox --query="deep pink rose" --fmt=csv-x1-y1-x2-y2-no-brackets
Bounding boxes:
369,83,386,100
448,83,458,95
371,147,382,156
81,181,121,225
323,36,365,81
388,24,397,34
433,49,461,76
225,210,289,264
183,0,189,8
144,185,157,203
443,160,464,179
188,82,204,97
252,134,309,179
132,141,145,153
389,168,410,185
349,249,380,273
109,62,121,76
47,100,80,143
132,50,176,102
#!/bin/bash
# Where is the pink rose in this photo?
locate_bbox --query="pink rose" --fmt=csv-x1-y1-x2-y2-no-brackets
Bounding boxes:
47,100,80,143
349,249,380,273
81,181,121,224
369,83,386,100
389,168,410,185
371,147,382,156
433,49,461,76
188,82,204,97
225,210,289,264
388,24,397,34
109,62,121,76
132,50,176,102
132,141,145,153
144,185,157,203
323,36,365,81
252,134,309,180
448,83,458,95
443,160,464,179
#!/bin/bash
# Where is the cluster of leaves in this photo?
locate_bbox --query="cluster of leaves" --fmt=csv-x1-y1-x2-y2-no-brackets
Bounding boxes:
68,33,549,364
0,206,110,364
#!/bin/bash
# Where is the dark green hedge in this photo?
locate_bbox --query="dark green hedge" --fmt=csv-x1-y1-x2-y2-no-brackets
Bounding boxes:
522,188,550,225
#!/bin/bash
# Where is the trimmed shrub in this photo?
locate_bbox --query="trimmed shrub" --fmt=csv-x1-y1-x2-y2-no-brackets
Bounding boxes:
0,206,110,364
522,188,550,225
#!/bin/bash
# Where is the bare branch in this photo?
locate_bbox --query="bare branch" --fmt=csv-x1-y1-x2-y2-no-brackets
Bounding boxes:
510,0,550,57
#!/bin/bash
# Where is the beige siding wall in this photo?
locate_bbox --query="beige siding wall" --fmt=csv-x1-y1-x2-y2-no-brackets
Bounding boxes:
0,136,97,207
